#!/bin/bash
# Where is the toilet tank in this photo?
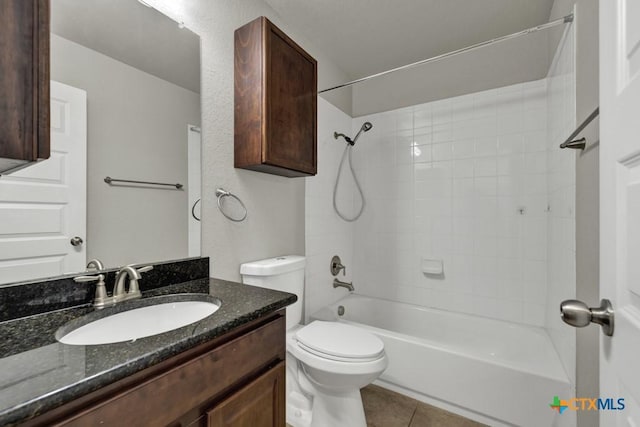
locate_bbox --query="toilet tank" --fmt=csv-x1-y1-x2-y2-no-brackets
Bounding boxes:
240,256,305,329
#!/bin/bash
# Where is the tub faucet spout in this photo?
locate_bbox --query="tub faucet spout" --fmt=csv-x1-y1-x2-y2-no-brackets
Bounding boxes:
333,278,354,292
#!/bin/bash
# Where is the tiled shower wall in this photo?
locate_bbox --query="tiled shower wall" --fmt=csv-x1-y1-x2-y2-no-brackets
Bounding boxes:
304,98,355,320
350,80,549,326
545,22,577,386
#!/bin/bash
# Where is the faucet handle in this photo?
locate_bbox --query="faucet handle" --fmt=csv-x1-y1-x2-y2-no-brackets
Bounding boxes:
74,274,108,307
330,255,346,276
126,264,153,274
136,265,153,274
74,274,105,283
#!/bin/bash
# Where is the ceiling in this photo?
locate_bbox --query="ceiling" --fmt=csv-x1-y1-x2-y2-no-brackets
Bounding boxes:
264,0,556,81
51,0,200,93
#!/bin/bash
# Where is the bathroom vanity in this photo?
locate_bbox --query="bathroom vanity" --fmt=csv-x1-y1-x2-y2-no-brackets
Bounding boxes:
0,258,296,426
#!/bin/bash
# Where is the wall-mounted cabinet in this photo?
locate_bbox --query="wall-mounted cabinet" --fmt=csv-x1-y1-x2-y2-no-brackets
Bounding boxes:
234,16,317,177
0,0,50,174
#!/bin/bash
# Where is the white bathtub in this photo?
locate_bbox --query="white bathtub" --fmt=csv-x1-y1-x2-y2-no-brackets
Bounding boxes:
311,294,573,427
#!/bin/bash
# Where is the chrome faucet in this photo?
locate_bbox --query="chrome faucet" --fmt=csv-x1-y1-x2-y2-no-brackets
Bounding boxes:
114,265,153,302
86,258,105,271
333,278,354,292
74,265,153,309
114,266,141,301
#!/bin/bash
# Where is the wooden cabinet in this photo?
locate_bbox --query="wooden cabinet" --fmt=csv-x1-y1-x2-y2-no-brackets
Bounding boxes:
25,312,286,427
207,363,284,427
234,16,317,177
0,0,50,174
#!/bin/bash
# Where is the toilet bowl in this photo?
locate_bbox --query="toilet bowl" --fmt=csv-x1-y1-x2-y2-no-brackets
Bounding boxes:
287,322,387,427
240,256,387,427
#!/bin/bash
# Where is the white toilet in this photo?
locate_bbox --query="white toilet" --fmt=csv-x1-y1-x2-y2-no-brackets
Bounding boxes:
240,256,387,427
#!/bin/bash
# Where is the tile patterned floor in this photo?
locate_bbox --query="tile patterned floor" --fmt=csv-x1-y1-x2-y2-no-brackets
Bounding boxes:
361,385,487,427
287,384,487,427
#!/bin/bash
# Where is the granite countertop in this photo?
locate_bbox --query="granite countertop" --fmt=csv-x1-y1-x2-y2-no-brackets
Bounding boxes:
0,278,296,426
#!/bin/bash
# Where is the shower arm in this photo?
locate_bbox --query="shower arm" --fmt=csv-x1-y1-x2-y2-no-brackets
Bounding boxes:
334,132,355,145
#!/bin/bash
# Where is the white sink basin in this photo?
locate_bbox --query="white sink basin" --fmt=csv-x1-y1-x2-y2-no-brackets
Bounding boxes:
58,298,220,346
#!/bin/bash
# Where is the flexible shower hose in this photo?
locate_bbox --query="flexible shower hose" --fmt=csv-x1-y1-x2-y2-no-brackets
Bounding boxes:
333,143,365,222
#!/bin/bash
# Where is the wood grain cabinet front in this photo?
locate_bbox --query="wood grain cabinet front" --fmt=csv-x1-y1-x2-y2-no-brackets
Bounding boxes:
207,362,285,427
234,16,317,177
0,0,50,174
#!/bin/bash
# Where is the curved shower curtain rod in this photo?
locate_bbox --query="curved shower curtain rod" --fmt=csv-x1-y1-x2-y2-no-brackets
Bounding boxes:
319,13,574,94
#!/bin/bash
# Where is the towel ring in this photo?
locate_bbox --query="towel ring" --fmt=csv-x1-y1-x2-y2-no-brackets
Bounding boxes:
191,198,201,221
216,188,247,222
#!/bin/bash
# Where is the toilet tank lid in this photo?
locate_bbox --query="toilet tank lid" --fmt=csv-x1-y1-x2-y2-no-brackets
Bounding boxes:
240,256,305,276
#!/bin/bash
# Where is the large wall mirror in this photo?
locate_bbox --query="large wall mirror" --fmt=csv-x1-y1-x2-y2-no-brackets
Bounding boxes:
0,0,201,285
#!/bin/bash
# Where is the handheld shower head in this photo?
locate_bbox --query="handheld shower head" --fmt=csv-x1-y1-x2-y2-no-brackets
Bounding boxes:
351,121,373,145
334,122,373,146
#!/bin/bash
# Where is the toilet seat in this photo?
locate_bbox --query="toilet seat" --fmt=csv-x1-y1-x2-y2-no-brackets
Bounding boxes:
294,321,384,362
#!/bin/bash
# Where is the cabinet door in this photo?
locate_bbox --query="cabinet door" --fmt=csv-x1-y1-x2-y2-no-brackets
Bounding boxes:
234,17,317,178
264,21,317,175
207,362,285,427
0,0,50,173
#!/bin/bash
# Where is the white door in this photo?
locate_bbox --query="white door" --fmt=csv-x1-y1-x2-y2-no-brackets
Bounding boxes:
600,0,640,425
0,81,87,284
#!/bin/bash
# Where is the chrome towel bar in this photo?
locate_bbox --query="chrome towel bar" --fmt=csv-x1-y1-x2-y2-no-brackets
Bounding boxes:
104,176,183,189
559,108,599,150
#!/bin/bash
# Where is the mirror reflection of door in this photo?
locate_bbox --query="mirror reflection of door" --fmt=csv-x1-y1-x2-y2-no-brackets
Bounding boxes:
0,82,87,284
188,125,201,258
0,0,201,285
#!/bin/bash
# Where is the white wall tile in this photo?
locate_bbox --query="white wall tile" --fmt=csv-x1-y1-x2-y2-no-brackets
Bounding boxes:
453,159,475,178
431,100,452,124
433,123,453,143
432,142,454,161
475,177,497,196
475,137,498,157
320,80,551,330
305,99,355,321
474,158,497,177
452,139,476,159
497,134,525,155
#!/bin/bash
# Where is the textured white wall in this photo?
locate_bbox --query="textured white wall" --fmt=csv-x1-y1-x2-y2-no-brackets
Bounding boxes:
304,98,354,320
50,34,200,268
144,0,352,281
